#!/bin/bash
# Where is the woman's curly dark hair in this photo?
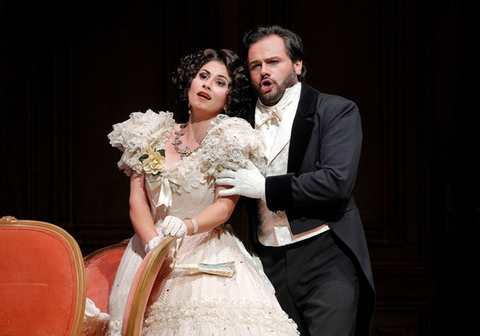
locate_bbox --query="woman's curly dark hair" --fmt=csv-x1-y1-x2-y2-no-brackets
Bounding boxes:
171,48,253,123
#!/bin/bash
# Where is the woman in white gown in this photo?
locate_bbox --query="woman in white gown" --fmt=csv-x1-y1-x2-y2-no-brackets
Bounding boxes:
96,48,299,335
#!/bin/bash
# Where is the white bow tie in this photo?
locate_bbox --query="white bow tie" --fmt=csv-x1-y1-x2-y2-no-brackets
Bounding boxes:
257,108,282,129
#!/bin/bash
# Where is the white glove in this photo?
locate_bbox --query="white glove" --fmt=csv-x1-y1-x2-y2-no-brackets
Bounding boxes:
217,160,265,199
85,298,110,321
160,215,187,237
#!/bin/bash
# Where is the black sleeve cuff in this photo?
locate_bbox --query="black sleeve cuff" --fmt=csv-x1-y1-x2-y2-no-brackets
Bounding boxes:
265,173,294,211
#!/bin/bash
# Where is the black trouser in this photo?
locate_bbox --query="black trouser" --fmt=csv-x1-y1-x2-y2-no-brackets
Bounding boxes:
255,230,360,336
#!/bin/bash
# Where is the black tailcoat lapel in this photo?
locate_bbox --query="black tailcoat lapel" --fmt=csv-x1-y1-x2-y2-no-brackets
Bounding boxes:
288,83,316,174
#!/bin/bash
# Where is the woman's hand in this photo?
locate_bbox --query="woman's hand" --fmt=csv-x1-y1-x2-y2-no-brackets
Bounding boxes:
160,216,187,237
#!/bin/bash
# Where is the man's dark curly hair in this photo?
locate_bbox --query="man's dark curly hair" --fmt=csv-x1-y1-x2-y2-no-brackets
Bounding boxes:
172,48,253,123
243,25,307,82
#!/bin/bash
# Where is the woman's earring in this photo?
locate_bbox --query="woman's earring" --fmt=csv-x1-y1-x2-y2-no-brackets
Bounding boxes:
223,106,228,113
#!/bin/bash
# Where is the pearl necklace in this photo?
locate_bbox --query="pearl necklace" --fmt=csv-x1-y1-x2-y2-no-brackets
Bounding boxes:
172,123,202,159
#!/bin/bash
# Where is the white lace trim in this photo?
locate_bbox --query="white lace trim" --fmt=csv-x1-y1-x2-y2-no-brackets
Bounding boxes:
199,114,266,183
108,111,267,194
143,299,299,336
108,110,175,176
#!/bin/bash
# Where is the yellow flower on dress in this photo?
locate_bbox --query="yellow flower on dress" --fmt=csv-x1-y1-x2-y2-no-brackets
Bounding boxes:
139,146,166,176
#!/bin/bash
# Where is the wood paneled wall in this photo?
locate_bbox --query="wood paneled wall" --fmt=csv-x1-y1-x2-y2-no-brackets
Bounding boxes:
1,0,477,335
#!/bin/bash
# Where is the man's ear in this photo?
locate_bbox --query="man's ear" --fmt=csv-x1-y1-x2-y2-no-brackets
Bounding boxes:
294,60,303,75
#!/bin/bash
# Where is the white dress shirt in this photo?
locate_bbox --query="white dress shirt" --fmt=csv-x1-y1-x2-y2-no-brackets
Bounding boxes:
255,82,330,246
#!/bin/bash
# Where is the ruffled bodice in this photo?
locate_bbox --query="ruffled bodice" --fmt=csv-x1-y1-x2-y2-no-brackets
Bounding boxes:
108,110,266,220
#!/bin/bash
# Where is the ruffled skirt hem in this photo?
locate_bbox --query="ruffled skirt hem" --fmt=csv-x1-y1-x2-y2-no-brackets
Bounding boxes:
143,300,299,336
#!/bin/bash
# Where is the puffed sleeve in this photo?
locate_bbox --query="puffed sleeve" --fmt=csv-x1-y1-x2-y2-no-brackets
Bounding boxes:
199,115,267,183
107,109,175,176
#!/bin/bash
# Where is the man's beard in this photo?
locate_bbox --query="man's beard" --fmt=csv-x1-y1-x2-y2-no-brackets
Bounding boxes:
255,67,298,106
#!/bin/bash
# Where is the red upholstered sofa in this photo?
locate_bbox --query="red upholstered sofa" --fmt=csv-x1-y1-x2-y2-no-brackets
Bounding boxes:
0,216,176,336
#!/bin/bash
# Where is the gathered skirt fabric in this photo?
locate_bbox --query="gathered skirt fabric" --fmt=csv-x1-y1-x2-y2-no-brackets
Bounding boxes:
107,226,298,336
